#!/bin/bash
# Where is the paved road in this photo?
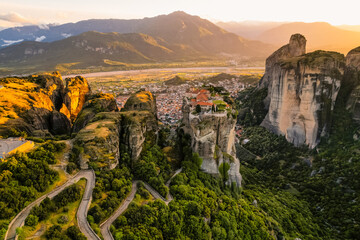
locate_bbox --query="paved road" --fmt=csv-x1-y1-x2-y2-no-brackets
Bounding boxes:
76,170,101,240
100,181,139,240
5,170,99,240
165,168,182,202
100,168,182,240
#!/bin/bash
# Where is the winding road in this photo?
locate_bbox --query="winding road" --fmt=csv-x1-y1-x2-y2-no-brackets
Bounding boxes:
100,168,182,240
5,169,99,240
6,156,181,240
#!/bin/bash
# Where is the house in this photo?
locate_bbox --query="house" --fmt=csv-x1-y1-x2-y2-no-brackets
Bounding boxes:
196,101,213,111
196,93,209,102
0,138,35,159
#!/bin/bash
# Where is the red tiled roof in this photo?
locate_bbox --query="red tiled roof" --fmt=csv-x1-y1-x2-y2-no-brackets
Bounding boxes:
196,93,208,102
197,102,213,106
200,89,210,94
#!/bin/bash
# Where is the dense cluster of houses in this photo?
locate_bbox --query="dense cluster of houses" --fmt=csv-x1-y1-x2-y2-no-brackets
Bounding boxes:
103,75,252,126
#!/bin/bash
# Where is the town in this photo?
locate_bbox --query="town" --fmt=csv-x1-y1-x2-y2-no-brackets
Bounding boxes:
112,75,252,125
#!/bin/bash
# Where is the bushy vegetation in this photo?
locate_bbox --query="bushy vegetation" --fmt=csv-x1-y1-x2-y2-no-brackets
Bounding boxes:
132,144,172,197
26,184,81,223
238,112,360,239
0,141,65,239
44,224,86,240
111,141,318,239
236,87,268,126
88,167,132,235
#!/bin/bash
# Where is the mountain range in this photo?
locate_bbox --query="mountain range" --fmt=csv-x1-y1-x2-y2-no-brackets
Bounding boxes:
0,11,274,75
218,21,360,53
1,11,360,75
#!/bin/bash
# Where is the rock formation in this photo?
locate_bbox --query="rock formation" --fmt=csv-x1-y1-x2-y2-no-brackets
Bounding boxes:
72,93,118,133
259,34,306,107
260,34,345,148
75,91,158,169
181,93,242,186
345,47,360,122
123,91,157,118
63,76,91,122
0,72,91,137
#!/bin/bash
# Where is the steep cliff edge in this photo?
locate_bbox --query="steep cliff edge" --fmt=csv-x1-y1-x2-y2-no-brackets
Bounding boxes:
259,34,306,107
181,90,241,186
63,76,91,122
123,91,157,117
345,47,360,122
260,35,345,148
72,93,118,133
74,91,157,169
0,72,91,136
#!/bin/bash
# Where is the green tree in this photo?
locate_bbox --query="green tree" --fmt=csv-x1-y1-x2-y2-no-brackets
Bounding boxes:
218,162,230,185
196,104,202,113
25,215,38,227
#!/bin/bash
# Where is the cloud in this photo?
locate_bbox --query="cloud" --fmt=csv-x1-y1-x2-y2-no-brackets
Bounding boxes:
0,12,34,24
35,36,46,42
1,39,24,47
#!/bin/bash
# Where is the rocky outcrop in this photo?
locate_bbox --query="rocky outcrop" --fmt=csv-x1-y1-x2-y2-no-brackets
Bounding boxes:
118,111,158,164
75,91,158,169
0,72,91,137
259,34,306,107
123,91,157,117
260,35,345,148
181,98,242,186
345,47,360,122
50,111,72,135
72,93,118,133
346,47,360,69
63,76,91,122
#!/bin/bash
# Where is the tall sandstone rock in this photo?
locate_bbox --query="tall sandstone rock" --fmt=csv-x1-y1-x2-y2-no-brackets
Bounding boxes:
63,76,91,122
181,98,242,186
0,72,91,136
72,93,118,133
345,47,360,122
260,34,347,148
259,34,306,108
74,91,158,169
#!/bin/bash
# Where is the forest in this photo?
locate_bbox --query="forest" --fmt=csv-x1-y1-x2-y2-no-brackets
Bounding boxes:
0,141,65,239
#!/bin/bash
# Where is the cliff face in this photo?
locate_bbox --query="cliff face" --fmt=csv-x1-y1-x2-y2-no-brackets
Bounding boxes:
260,35,345,148
259,34,306,107
182,98,242,186
72,93,118,133
123,91,157,117
345,47,360,122
0,72,91,137
119,91,158,164
75,91,158,169
63,76,91,122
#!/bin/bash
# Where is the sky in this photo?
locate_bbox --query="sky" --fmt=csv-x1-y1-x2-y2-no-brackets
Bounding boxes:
1,0,360,28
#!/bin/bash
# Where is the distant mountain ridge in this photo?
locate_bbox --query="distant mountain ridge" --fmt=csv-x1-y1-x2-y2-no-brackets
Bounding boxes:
218,21,360,54
216,21,286,39
257,22,360,53
0,11,274,75
0,11,271,55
